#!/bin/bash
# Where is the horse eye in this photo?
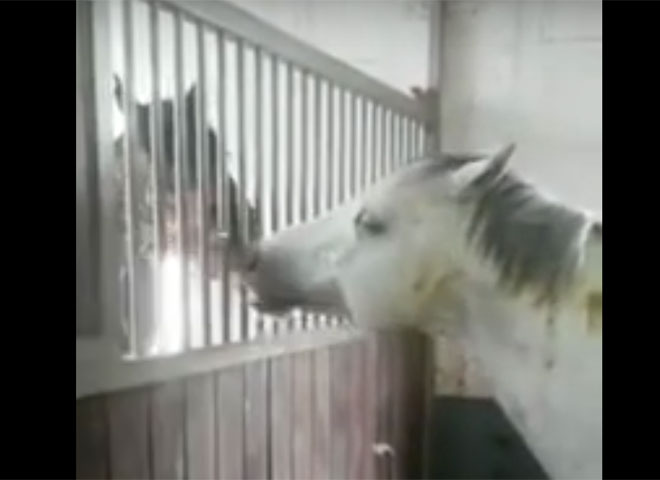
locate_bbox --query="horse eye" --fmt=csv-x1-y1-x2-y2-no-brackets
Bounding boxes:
354,208,386,235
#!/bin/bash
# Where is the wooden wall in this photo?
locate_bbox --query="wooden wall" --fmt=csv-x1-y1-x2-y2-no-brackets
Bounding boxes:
76,331,430,480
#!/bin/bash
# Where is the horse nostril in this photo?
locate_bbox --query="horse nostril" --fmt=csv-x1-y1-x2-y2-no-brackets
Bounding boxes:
243,245,260,272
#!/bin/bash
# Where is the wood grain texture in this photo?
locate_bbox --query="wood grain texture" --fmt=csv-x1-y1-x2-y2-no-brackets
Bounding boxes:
329,342,351,479
245,359,269,479
311,347,331,479
347,341,367,479
151,380,185,479
270,355,293,480
76,395,109,479
216,366,245,480
107,387,150,479
292,351,313,480
363,335,380,479
185,374,216,479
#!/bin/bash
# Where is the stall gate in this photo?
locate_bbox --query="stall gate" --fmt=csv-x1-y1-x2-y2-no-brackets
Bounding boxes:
76,1,434,478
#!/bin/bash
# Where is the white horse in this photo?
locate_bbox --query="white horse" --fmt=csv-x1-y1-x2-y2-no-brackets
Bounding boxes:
243,144,602,479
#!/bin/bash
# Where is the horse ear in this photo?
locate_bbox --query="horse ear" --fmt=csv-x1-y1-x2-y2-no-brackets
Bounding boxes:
451,142,515,192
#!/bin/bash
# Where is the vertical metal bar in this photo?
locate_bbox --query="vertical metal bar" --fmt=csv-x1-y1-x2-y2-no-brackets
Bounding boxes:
326,82,334,211
382,108,390,177
254,47,264,335
313,74,322,219
270,54,279,335
337,87,346,204
375,105,383,179
370,101,378,184
299,70,308,223
90,0,121,344
408,117,417,163
148,2,164,349
349,92,357,198
399,114,406,167
121,0,138,356
312,74,323,330
285,63,295,331
299,71,309,331
173,11,190,350
236,39,249,342
270,54,279,233
359,97,367,191
217,32,231,345
391,113,398,172
196,22,211,347
419,122,426,156
285,62,294,227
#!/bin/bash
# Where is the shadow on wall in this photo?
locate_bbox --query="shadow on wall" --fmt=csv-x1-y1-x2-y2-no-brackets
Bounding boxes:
425,396,549,480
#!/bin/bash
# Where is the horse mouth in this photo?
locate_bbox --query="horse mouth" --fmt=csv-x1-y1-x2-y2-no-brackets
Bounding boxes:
246,287,348,317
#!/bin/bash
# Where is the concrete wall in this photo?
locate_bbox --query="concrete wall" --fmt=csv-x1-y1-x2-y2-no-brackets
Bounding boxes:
227,0,431,94
440,0,602,212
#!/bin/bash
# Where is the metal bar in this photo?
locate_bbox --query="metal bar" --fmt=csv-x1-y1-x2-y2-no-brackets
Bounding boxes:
196,21,211,347
236,39,249,342
89,0,120,342
382,108,390,177
254,47,265,335
337,87,346,204
370,101,378,184
376,105,385,179
286,62,294,227
313,74,322,218
285,62,295,332
270,54,279,233
148,2,165,349
312,74,323,330
173,10,190,351
399,114,406,167
390,113,398,172
408,117,416,161
270,54,279,335
360,97,368,191
299,70,308,223
384,109,394,174
326,82,334,211
299,71,309,331
217,32,231,345
349,92,357,198
121,0,139,356
156,0,426,121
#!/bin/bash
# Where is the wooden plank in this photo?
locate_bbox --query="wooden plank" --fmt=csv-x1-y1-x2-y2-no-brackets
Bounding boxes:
408,333,430,479
311,347,331,479
329,343,350,479
216,366,245,480
185,374,216,480
245,359,269,479
270,355,293,480
151,380,185,479
390,333,406,479
347,341,367,479
363,335,379,479
398,333,416,479
76,395,109,479
107,388,150,479
292,352,313,479
375,333,395,480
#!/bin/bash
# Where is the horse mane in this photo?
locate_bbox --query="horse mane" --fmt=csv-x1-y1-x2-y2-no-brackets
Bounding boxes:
464,168,594,306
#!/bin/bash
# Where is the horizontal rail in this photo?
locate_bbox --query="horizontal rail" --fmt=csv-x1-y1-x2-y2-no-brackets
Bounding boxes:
76,329,364,398
155,0,427,121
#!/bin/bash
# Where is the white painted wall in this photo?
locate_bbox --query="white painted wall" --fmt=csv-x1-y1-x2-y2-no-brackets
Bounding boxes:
440,0,602,212
227,0,430,94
